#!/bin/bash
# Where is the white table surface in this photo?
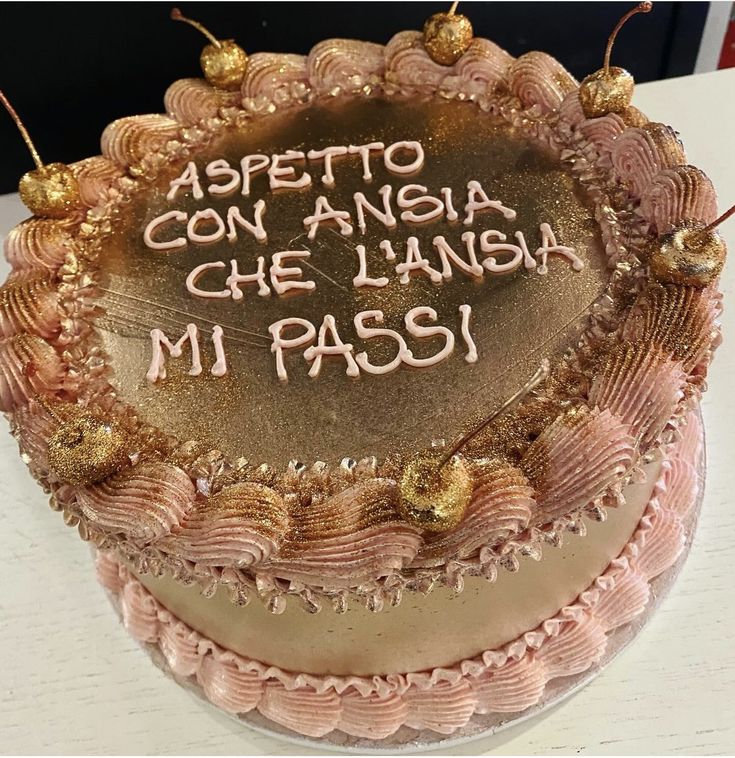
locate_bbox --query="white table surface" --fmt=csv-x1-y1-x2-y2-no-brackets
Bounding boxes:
2,69,735,756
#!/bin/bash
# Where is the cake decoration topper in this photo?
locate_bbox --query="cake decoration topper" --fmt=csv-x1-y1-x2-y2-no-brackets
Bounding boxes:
171,7,248,90
398,360,550,532
0,90,81,218
649,202,732,287
423,1,474,66
35,399,135,485
578,2,653,118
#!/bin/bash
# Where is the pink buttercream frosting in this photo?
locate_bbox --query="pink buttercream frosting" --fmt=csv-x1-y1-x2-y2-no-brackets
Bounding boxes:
579,113,628,164
508,51,578,113
0,272,61,340
522,408,636,520
384,31,453,95
241,53,311,113
589,345,687,448
69,155,126,209
74,462,195,543
164,78,240,126
95,412,698,738
611,124,687,198
101,114,182,168
268,479,422,586
306,39,385,96
639,165,718,233
4,218,77,272
0,336,64,413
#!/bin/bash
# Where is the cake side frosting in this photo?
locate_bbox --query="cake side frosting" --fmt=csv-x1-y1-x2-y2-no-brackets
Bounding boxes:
1,33,723,614
95,409,701,738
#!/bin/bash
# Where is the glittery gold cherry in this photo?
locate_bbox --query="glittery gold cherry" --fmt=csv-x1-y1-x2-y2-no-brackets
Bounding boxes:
400,361,551,532
47,411,132,485
0,91,81,219
398,451,473,532
649,204,733,288
171,7,248,90
578,2,653,118
423,1,474,66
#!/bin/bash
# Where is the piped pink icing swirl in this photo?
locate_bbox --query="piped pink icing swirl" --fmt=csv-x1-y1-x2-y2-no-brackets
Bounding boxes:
268,479,422,586
337,691,409,739
403,680,477,734
241,53,311,112
157,484,288,569
558,91,587,128
10,401,58,478
121,577,160,642
0,335,63,413
0,273,61,340
592,557,650,628
535,615,607,678
470,655,546,713
384,31,452,95
579,113,628,164
307,39,385,96
639,165,718,233
75,462,195,543
197,652,263,714
159,619,202,677
259,683,342,738
164,78,240,125
101,115,181,168
69,156,125,208
4,218,76,272
626,506,685,581
589,345,686,449
508,51,577,113
442,38,512,101
522,408,636,519
611,124,686,198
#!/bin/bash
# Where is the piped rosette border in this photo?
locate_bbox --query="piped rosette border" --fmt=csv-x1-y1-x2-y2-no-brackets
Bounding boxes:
0,31,724,613
96,409,702,740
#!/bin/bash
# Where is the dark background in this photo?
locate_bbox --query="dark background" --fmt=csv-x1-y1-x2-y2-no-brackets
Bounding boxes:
0,2,709,193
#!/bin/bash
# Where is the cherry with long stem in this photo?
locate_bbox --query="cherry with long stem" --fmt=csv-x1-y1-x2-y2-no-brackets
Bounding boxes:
170,7,222,48
603,2,653,75
0,90,43,170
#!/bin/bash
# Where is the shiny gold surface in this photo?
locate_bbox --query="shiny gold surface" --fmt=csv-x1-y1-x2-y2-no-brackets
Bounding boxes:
97,98,609,466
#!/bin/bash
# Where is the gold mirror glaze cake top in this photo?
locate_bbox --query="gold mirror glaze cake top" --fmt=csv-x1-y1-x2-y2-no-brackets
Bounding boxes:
0,1,728,745
100,97,608,464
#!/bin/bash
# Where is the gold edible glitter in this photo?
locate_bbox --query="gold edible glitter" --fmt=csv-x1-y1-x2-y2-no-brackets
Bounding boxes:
398,451,473,532
47,413,132,485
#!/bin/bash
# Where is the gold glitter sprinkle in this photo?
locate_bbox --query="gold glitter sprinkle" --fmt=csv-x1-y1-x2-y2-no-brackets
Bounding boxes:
47,412,132,485
423,9,474,66
628,283,713,369
398,451,472,532
18,163,81,219
649,222,726,288
203,481,288,540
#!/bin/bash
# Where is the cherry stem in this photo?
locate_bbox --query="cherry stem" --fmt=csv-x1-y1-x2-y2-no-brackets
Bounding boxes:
701,203,735,236
448,1,459,15
0,90,43,170
604,2,653,75
171,7,221,49
440,359,550,467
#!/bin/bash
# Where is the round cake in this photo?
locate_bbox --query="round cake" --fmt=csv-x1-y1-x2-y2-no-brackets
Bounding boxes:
1,4,726,748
